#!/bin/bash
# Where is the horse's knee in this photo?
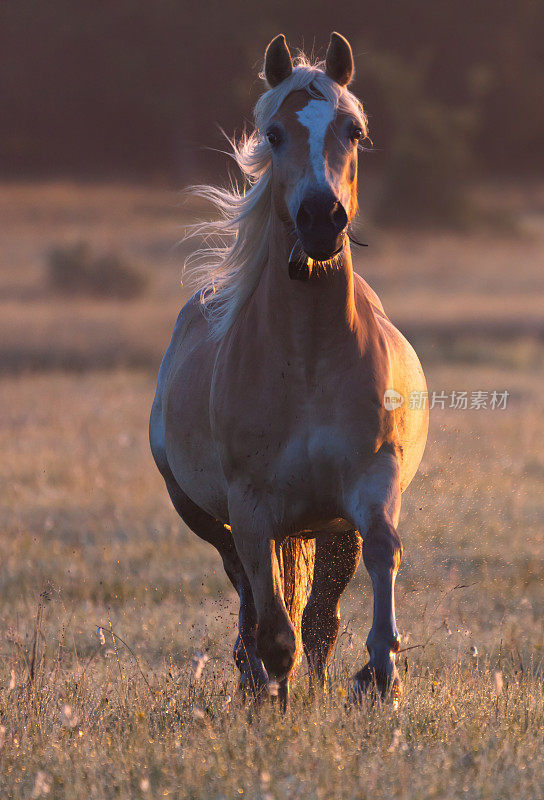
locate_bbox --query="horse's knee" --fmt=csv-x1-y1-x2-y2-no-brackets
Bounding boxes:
362,514,402,575
257,614,296,681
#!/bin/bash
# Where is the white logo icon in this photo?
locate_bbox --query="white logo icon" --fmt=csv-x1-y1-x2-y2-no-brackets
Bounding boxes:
383,389,405,411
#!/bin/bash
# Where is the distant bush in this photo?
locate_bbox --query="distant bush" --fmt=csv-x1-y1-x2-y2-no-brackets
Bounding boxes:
47,242,148,299
363,51,478,228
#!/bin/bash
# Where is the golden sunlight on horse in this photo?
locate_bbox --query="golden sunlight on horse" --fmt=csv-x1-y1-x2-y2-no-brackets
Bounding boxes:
150,32,428,708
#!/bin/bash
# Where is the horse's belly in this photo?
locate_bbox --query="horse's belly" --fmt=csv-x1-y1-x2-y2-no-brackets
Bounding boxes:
167,430,229,521
295,517,355,538
164,366,229,521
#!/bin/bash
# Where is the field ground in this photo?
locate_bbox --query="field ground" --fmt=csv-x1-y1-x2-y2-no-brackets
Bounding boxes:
1,182,544,798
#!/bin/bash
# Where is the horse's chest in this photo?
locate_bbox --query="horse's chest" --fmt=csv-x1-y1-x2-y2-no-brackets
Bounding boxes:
276,422,353,490
217,379,379,498
212,334,386,505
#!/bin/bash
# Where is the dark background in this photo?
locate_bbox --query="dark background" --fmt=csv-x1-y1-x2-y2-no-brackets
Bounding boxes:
2,0,543,183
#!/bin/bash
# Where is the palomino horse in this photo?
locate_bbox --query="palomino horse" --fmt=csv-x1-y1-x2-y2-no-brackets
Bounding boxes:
150,32,428,705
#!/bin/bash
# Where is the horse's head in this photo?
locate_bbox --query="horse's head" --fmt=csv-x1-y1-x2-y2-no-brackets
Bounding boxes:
185,33,369,335
261,33,365,265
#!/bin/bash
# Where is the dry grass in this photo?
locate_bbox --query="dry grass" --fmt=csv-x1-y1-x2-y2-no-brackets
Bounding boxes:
1,182,544,798
1,366,544,799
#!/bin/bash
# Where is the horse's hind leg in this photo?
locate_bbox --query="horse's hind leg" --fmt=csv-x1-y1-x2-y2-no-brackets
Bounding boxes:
302,530,362,690
163,476,268,697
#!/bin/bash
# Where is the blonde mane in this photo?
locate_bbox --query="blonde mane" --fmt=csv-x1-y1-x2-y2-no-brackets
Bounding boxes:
184,54,368,341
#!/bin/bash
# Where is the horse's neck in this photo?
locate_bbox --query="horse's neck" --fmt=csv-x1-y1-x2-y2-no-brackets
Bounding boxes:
256,216,361,355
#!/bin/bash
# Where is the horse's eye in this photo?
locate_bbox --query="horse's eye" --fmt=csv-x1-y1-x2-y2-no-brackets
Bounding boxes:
266,129,280,147
350,126,363,143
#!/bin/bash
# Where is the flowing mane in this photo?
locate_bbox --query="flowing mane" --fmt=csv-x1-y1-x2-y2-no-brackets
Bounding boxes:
184,53,368,341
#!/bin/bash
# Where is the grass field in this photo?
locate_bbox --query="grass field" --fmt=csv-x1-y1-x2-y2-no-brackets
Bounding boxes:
1,182,544,799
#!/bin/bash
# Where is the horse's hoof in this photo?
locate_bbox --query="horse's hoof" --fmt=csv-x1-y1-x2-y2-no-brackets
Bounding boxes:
352,662,402,705
268,678,290,712
238,667,269,702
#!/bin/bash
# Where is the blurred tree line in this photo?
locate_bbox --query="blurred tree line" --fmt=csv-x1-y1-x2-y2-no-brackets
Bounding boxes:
2,1,542,220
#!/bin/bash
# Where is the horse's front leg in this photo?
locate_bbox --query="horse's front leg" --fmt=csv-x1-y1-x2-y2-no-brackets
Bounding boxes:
354,511,402,701
161,474,267,697
229,493,296,709
348,458,403,701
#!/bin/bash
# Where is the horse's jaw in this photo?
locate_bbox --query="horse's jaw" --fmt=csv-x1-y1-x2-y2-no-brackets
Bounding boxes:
288,238,346,281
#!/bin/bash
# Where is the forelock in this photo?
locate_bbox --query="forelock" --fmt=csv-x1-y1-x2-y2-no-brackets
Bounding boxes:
255,58,367,136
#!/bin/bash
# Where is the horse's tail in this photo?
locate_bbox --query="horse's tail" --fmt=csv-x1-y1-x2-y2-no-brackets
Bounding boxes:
280,537,315,675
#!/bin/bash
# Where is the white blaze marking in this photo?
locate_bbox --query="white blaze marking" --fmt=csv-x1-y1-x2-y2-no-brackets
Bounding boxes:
296,99,335,183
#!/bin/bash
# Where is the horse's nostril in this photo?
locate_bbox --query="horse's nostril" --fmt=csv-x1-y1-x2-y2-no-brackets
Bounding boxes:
296,197,346,239
331,202,348,232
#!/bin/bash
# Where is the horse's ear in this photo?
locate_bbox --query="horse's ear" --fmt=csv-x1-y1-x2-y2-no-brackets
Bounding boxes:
264,34,293,88
325,32,354,86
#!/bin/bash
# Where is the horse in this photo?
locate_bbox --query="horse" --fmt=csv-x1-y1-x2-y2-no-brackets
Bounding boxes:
150,32,428,707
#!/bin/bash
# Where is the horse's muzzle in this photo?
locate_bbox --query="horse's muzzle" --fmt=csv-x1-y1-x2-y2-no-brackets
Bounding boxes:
288,237,345,281
294,192,348,265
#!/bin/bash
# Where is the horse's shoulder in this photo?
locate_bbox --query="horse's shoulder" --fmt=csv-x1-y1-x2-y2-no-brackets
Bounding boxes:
353,274,425,394
153,293,207,399
171,291,206,340
354,272,386,316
